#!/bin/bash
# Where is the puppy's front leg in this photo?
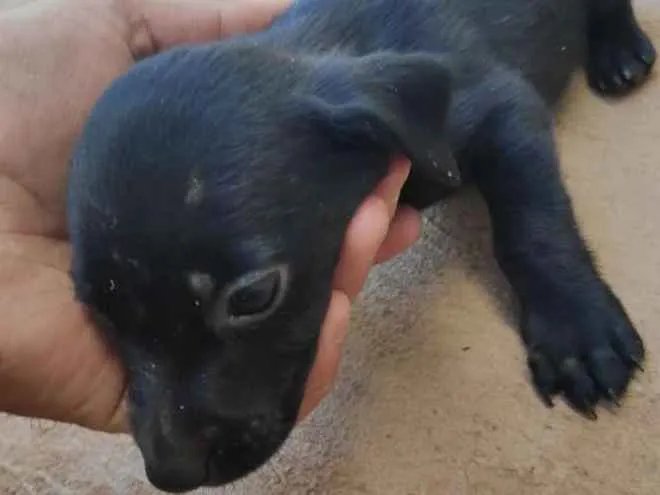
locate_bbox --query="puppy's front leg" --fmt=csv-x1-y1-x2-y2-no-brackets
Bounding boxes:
470,86,644,417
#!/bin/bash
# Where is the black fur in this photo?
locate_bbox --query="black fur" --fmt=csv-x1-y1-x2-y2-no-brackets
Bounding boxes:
67,0,655,491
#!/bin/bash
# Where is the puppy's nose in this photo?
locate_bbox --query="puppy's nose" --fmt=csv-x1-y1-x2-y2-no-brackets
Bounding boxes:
144,456,207,493
139,422,217,493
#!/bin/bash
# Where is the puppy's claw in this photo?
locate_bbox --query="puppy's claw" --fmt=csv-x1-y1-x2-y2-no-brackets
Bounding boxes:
620,65,634,81
630,355,645,372
605,388,621,407
636,35,657,67
538,391,554,408
639,50,656,67
528,352,558,408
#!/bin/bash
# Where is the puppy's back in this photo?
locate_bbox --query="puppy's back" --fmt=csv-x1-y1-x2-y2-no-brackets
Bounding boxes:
271,0,585,103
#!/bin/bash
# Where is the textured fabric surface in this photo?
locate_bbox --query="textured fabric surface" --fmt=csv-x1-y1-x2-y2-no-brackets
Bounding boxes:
2,2,660,494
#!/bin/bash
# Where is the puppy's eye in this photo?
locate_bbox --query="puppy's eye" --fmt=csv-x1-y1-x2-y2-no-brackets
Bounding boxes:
227,273,279,317
218,265,289,325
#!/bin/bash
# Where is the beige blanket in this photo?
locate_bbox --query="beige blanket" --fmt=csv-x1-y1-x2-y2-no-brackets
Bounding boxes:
2,2,659,493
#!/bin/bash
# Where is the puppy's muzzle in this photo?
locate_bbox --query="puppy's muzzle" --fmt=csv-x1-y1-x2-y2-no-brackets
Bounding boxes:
131,399,290,492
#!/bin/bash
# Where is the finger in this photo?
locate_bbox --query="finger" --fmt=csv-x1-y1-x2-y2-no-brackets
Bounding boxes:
332,159,411,299
371,157,411,219
297,291,351,421
374,205,422,264
332,196,390,300
125,0,291,57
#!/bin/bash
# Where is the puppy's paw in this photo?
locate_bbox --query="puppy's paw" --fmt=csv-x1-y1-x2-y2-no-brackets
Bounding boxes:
522,288,644,418
587,22,656,96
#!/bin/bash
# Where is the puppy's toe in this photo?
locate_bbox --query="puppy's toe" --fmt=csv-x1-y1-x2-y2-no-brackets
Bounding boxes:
588,26,656,96
521,286,644,417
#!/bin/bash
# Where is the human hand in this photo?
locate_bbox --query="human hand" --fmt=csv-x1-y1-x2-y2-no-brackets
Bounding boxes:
299,158,420,420
0,0,421,433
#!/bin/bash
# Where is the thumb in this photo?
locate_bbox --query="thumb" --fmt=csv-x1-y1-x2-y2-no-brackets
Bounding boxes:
124,0,291,57
297,291,352,421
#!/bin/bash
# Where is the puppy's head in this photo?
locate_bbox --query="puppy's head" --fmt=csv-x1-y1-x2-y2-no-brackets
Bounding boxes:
68,41,458,492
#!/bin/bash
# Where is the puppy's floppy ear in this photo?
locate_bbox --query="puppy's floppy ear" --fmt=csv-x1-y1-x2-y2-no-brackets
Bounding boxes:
297,52,460,187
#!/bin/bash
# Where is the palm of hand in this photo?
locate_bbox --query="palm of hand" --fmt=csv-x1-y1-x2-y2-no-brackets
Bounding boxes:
0,1,141,432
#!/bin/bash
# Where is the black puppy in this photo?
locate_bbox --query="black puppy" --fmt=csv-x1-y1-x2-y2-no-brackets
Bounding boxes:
67,0,655,492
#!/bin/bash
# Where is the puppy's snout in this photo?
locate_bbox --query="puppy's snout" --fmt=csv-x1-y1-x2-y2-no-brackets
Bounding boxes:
137,414,280,491
138,416,218,493
130,397,217,492
127,367,298,489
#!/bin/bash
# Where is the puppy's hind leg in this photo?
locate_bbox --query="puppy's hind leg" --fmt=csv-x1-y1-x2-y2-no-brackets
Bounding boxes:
470,80,644,417
587,0,656,95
